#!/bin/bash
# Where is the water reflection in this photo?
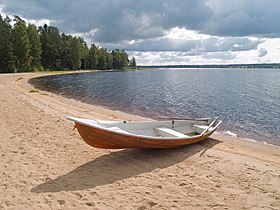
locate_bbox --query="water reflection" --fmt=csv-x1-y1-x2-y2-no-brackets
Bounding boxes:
29,69,280,146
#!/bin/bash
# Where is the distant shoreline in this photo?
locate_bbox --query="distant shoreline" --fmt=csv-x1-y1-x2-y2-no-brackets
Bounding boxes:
139,63,280,69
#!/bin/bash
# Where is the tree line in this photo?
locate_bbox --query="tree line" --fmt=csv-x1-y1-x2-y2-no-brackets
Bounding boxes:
0,15,137,73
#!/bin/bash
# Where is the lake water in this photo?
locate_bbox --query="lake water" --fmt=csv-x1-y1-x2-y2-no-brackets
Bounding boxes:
29,68,280,146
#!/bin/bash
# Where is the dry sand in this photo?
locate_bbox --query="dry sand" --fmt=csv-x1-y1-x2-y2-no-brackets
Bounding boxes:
0,72,279,210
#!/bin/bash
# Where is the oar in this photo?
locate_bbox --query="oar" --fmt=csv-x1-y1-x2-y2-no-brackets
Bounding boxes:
200,117,219,136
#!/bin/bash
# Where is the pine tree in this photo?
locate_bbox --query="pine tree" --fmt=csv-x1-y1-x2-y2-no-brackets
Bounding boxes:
61,33,72,70
129,56,137,69
106,52,113,69
39,24,63,70
112,49,121,69
120,49,129,70
78,37,88,69
87,44,98,69
0,15,15,73
1,14,136,72
12,16,31,72
69,37,82,70
97,48,107,70
27,24,42,71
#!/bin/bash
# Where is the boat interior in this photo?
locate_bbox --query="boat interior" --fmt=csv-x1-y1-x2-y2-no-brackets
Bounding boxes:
68,117,221,139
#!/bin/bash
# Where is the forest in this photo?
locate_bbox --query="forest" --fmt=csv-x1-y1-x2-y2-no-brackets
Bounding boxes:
0,15,137,73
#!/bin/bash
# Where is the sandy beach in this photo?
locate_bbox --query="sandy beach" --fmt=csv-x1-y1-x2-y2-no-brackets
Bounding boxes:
0,72,279,209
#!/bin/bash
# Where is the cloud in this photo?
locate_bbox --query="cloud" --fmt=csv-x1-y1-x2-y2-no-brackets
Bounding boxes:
2,0,280,44
1,0,279,65
129,51,192,66
103,37,197,52
102,30,263,54
0,0,213,43
202,52,235,60
200,37,262,52
129,50,237,66
258,48,268,57
204,0,280,37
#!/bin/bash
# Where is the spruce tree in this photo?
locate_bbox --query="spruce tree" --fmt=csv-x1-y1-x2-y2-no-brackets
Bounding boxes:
97,48,107,70
78,37,88,69
0,15,15,73
106,52,113,69
120,49,129,70
130,56,137,69
69,37,82,70
27,24,42,71
87,44,98,69
0,14,135,72
112,49,121,69
12,16,31,72
61,33,72,70
39,24,63,70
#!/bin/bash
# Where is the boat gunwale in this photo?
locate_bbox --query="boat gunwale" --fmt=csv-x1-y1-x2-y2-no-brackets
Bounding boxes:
68,117,222,140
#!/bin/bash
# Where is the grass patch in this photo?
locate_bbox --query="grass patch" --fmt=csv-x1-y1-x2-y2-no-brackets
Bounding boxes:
16,77,24,81
273,154,280,157
29,89,39,93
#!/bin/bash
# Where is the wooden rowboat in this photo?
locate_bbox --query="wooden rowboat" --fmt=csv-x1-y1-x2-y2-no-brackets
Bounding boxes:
68,117,222,149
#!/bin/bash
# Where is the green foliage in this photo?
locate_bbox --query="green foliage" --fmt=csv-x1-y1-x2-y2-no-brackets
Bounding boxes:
87,44,98,69
69,37,82,70
39,24,63,70
27,24,42,71
61,33,72,70
129,57,137,68
0,14,135,73
29,89,39,93
0,15,15,72
16,77,23,81
120,49,129,70
12,16,31,72
106,52,113,69
112,49,122,70
97,48,107,70
79,38,88,69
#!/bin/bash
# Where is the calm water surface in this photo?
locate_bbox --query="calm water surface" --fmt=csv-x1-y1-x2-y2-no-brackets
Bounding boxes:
30,69,280,146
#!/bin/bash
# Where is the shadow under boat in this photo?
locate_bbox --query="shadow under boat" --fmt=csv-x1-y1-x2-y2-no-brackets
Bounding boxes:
31,137,220,193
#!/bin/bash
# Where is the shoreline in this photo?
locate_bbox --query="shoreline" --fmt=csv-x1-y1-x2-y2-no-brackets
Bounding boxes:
29,71,279,148
216,131,280,149
1,72,279,209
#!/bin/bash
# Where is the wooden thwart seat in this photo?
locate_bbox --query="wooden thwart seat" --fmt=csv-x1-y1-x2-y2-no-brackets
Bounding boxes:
155,127,188,138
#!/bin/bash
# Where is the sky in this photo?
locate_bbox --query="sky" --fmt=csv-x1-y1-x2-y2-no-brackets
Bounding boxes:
1,0,280,66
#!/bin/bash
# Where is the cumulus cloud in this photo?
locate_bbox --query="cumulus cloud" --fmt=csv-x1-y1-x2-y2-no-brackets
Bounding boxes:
200,37,262,52
202,52,235,60
0,0,212,43
130,51,236,66
102,31,262,54
1,0,279,65
258,48,268,57
1,0,279,42
204,0,280,37
103,37,197,52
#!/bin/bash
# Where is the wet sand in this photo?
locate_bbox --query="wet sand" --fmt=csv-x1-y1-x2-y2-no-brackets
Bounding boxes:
0,72,279,209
